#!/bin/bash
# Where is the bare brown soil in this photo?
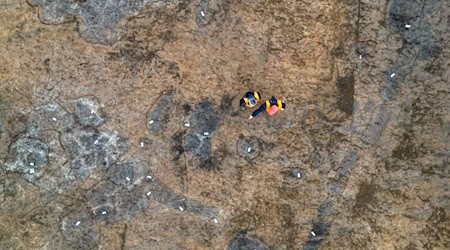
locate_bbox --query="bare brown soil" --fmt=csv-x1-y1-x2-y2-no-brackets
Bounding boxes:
0,0,449,249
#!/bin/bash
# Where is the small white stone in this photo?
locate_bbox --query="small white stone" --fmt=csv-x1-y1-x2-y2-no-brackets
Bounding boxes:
90,109,95,114
311,231,316,236
179,206,184,211
405,24,411,28
203,132,209,136
213,218,218,224
94,140,99,144
149,120,154,124
52,117,57,121
140,142,144,148
201,11,205,16
101,211,107,215
297,173,301,178
146,175,152,179
184,123,190,127
29,168,35,174
146,191,152,196
359,55,362,59
75,221,81,226
29,162,35,166
247,147,251,153
125,177,131,181
390,73,396,77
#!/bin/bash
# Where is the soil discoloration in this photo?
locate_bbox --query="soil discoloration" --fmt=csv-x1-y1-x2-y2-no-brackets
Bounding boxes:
1,0,448,248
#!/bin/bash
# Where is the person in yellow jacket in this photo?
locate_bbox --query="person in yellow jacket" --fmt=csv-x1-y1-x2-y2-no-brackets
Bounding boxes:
239,91,262,110
249,96,286,119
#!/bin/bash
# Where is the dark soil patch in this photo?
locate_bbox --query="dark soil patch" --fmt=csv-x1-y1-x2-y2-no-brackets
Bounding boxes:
353,183,378,214
336,74,354,116
392,133,418,160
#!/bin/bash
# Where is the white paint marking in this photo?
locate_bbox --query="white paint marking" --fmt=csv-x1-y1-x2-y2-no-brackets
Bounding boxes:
184,123,190,127
311,231,316,236
146,175,152,179
213,218,218,224
146,191,152,196
149,120,154,124
359,55,362,59
405,24,411,28
179,206,184,211
390,73,396,77
30,162,35,166
247,147,251,153
297,173,301,178
94,140,99,144
29,168,35,174
125,177,131,182
52,117,57,121
101,211,107,215
90,109,95,114
201,11,205,16
140,142,144,148
75,221,81,226
203,132,209,136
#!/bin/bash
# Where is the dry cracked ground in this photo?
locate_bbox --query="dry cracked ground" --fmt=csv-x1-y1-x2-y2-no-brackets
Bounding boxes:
0,0,449,249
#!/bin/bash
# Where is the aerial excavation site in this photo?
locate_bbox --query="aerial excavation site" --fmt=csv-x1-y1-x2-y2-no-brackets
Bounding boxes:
0,0,449,249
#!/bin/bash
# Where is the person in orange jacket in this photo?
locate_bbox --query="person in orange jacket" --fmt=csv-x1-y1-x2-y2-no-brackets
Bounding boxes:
249,96,286,119
239,91,262,110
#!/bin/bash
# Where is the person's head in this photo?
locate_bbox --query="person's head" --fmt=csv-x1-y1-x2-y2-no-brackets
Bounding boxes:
281,102,286,110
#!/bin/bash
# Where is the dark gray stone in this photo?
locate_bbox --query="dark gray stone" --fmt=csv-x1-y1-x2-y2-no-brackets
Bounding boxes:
107,161,134,186
291,168,306,179
385,0,422,32
75,96,106,127
94,204,116,221
147,95,174,134
27,103,75,133
88,181,117,208
62,211,98,250
114,188,149,221
184,199,218,218
228,231,269,250
382,0,441,100
29,0,175,43
61,128,129,179
363,105,390,144
339,152,358,178
185,100,220,160
5,137,49,181
237,136,261,161
185,133,211,160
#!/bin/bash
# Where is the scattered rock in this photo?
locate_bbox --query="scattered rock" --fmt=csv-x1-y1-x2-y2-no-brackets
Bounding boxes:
228,231,269,250
114,188,149,221
75,96,105,127
107,161,134,186
363,105,390,144
62,212,98,250
61,127,129,179
29,0,175,43
5,137,49,181
27,103,74,133
291,168,306,179
147,95,174,134
237,136,260,161
185,100,220,160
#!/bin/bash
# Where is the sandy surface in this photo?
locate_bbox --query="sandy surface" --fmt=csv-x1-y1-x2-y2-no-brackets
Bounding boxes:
0,0,449,249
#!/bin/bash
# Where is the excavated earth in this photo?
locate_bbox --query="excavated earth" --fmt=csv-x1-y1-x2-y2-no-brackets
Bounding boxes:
0,0,449,249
